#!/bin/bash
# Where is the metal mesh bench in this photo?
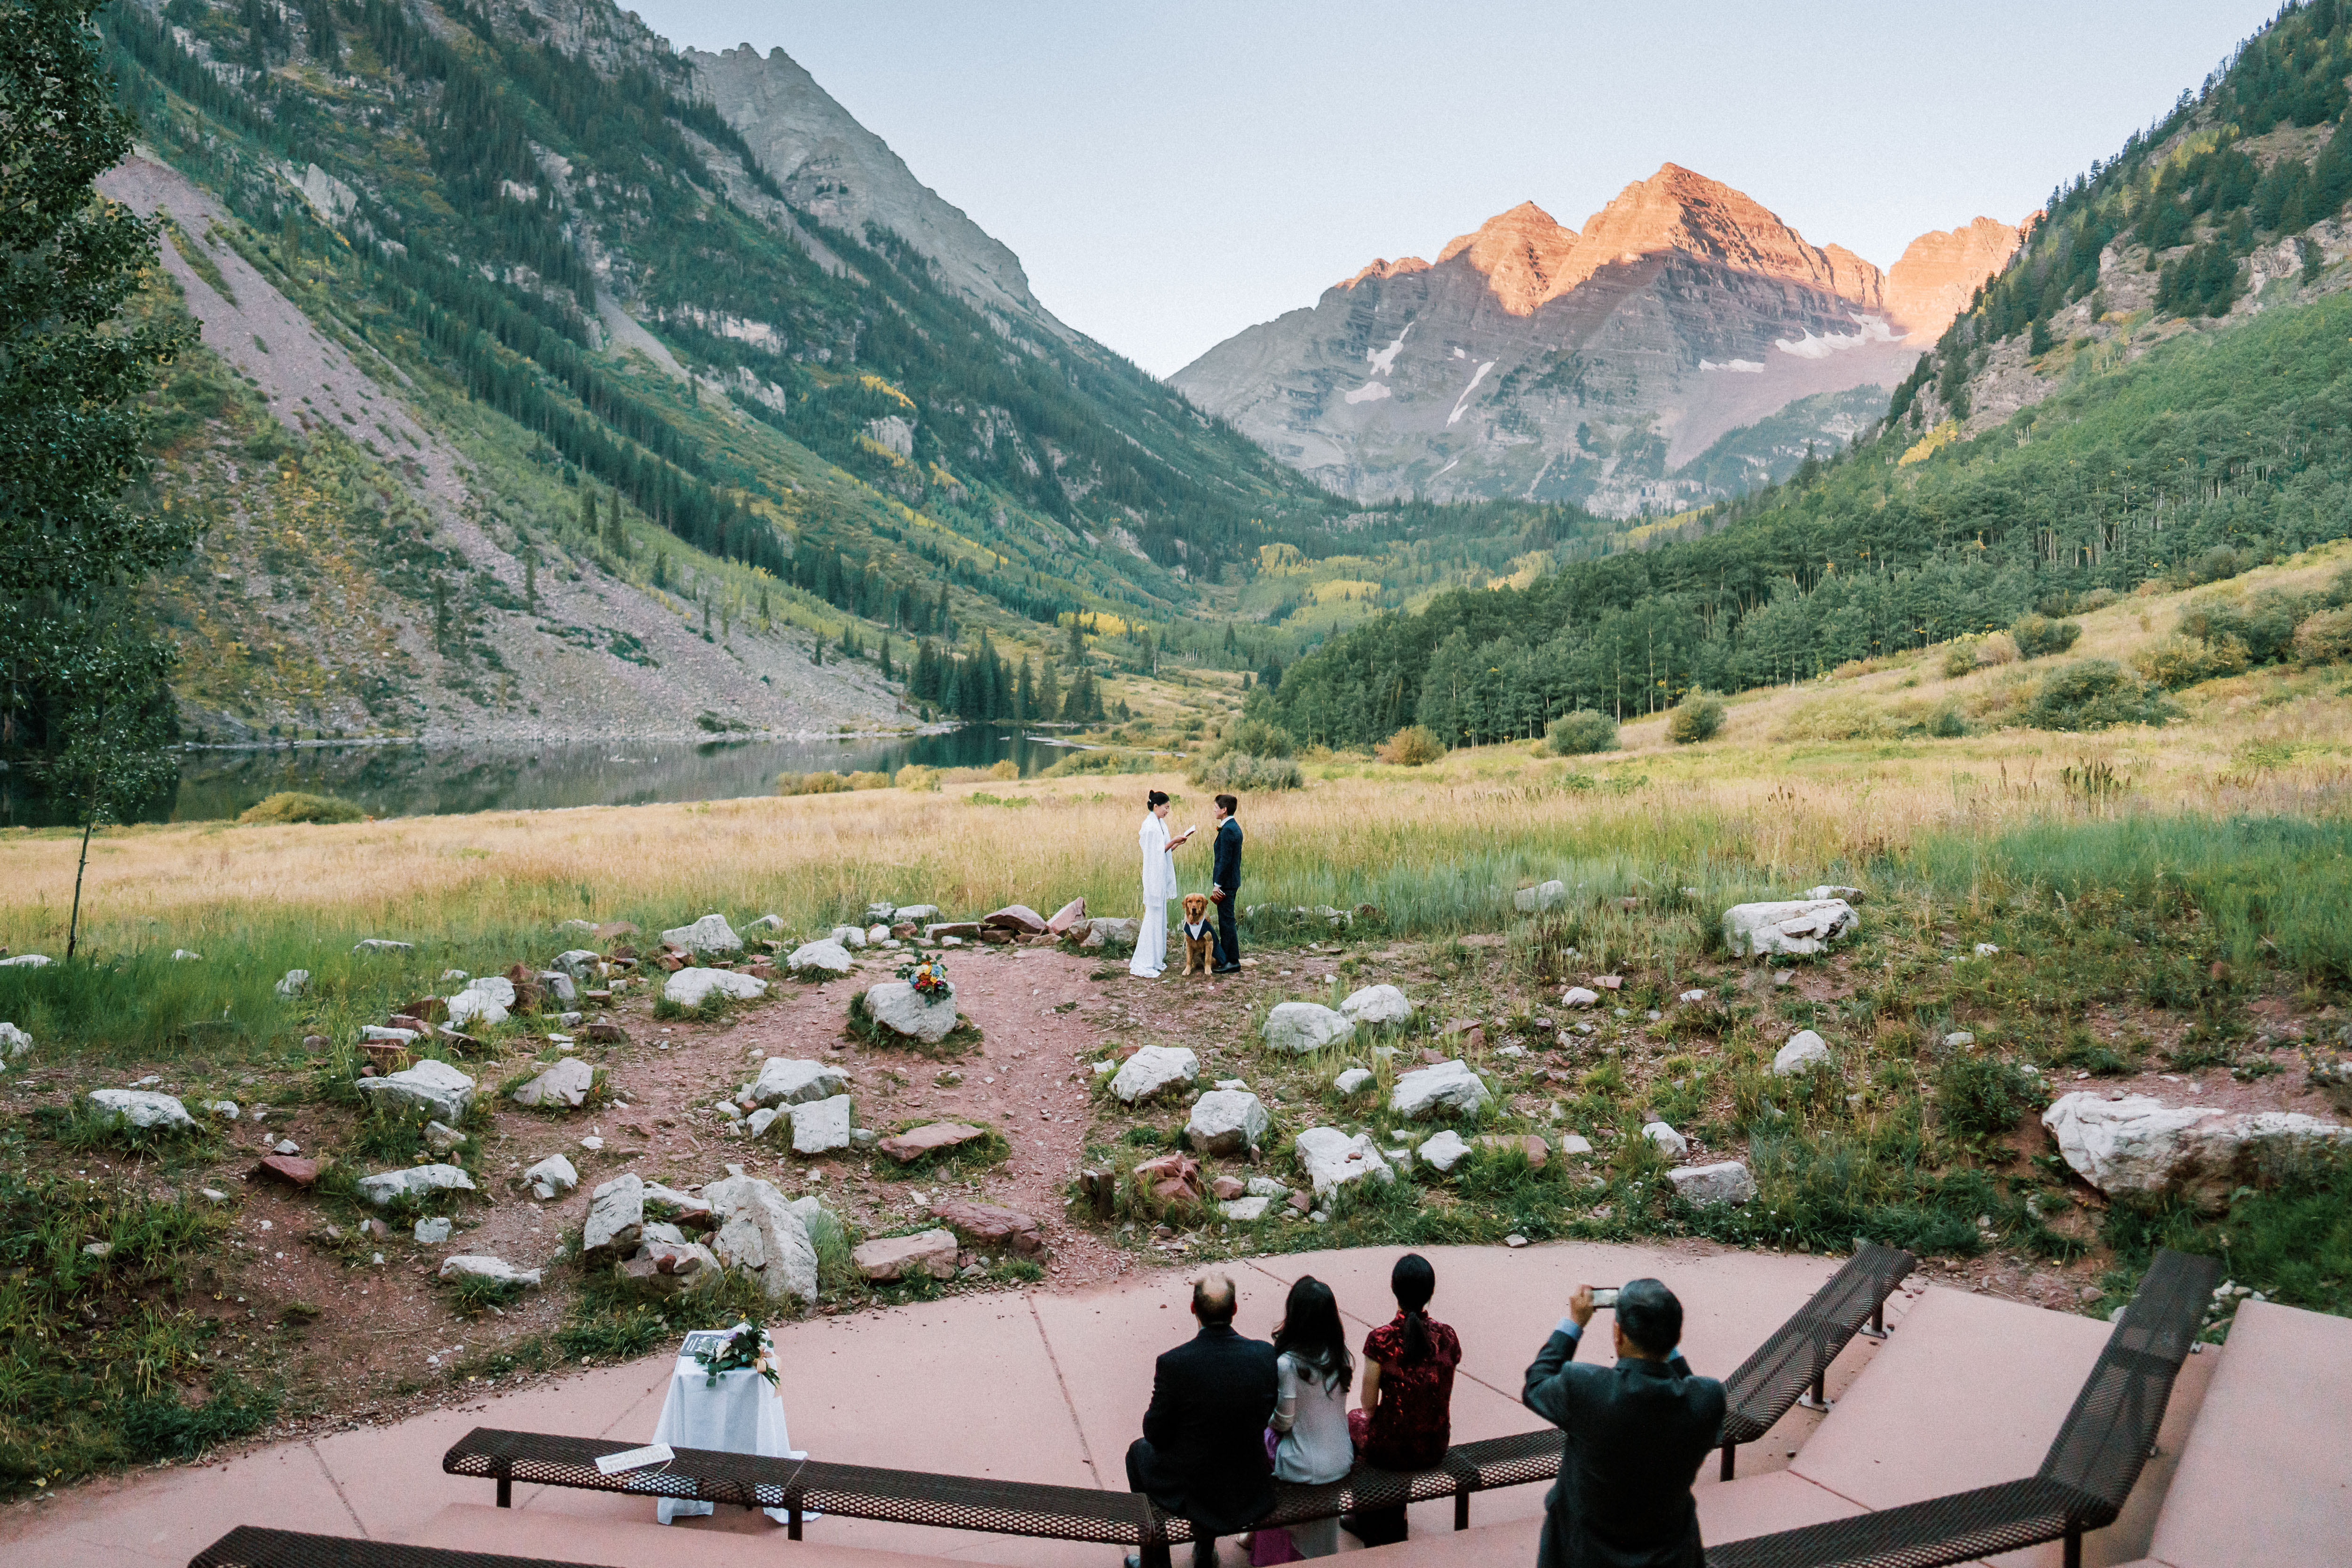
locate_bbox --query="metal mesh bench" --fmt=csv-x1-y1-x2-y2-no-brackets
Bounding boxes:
1716,1241,1916,1479
191,1526,587,1568
442,1424,1565,1565
1704,1247,2221,1568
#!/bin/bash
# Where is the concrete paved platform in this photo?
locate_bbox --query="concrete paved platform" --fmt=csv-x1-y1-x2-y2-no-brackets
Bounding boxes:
0,1242,1928,1568
2144,1300,2352,1568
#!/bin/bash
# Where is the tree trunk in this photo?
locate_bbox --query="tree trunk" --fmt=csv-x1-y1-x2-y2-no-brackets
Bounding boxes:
67,814,95,962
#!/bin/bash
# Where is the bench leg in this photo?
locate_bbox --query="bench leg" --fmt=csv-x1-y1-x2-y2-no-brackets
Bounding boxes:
1455,1488,1470,1531
787,1504,803,1541
1139,1543,1171,1568
2063,1527,2082,1568
1720,1443,1736,1481
1797,1368,1832,1413
1859,1301,1888,1340
496,1476,511,1509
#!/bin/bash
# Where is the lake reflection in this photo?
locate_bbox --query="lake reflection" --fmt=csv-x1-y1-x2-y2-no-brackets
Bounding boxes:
5,727,1068,825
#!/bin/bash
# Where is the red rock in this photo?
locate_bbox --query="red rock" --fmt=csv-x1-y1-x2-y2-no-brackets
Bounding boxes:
255,1154,319,1187
580,1021,628,1044
1287,1190,1312,1214
1210,1176,1246,1201
399,997,450,1023
582,989,612,1002
657,955,684,971
1132,1152,1204,1201
437,1029,482,1053
1046,898,1087,934
983,904,1049,934
930,1198,1044,1255
1885,216,2032,341
360,1042,412,1074
1596,975,1623,990
877,1122,987,1162
891,923,917,939
978,928,1014,945
608,944,640,961
1476,1134,1549,1170
387,1014,427,1033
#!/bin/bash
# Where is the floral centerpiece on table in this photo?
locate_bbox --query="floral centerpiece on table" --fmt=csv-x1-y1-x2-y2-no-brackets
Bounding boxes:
694,1320,778,1390
899,955,950,998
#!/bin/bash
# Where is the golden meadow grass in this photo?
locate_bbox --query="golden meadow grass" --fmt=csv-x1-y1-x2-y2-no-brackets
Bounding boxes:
3,537,2347,960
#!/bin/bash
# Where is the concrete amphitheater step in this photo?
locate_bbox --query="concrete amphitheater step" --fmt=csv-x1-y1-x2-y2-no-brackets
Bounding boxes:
401,1502,951,1566
1770,1285,2219,1568
2138,1298,2352,1568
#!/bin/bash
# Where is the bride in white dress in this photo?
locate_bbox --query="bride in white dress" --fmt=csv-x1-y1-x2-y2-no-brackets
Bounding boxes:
1129,790,1192,979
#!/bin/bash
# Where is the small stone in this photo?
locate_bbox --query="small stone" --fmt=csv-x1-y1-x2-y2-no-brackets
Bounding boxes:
83,1241,114,1258
355,1059,477,1123
785,939,856,979
199,1187,228,1203
745,1057,851,1107
357,1163,475,1206
351,939,414,954
1211,1175,1247,1200
1262,1003,1355,1054
1338,985,1414,1027
273,1138,302,1156
1642,1121,1689,1158
1390,1059,1492,1120
1184,1088,1269,1155
662,914,745,955
423,1121,463,1153
1477,1133,1549,1168
524,1154,578,1199
664,967,768,1008
1974,942,2001,957
1678,988,1708,1003
1773,1031,1833,1076
578,1134,604,1151
254,1154,318,1188
1112,1045,1199,1105
414,1217,453,1244
1944,1032,1977,1050
789,1094,854,1155
207,1100,240,1121
853,1228,959,1281
512,1056,598,1108
1417,1130,1471,1173
439,1254,542,1288
982,904,1049,934
877,1122,987,1162
274,969,310,1000
1220,1195,1273,1222
1294,1126,1395,1195
1557,1134,1595,1157
1667,1160,1756,1207
930,1198,1044,1254
1514,880,1566,912
1334,1067,1373,1096
1505,1234,1529,1249
1562,986,1599,1008
86,1089,196,1131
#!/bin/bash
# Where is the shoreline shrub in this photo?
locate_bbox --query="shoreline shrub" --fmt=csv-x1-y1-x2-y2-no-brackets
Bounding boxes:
237,791,366,825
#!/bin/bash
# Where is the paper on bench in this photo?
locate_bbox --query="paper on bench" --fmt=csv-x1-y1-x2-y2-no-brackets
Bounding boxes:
596,1441,675,1475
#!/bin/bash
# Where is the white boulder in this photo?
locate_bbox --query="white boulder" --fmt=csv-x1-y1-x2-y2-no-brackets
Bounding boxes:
704,1172,820,1303
829,924,868,949
747,1106,783,1139
1514,880,1567,912
511,1057,597,1109
354,1059,477,1123
1669,1161,1756,1207
1220,1195,1273,1222
551,949,602,979
1390,1059,1492,1120
1184,1089,1269,1156
446,976,512,1028
1112,1045,1199,1105
664,967,767,1008
1334,1067,1374,1096
1294,1126,1395,1195
2042,1092,2352,1201
1417,1130,1472,1173
274,969,310,1000
350,939,412,955
87,1089,195,1131
663,914,744,955
524,1154,578,1199
1642,1121,1689,1158
1562,986,1600,1008
786,939,855,979
789,1094,854,1155
358,1163,475,1205
581,1173,645,1258
1722,899,1859,958
745,1057,850,1107
862,979,961,1045
439,1254,542,1288
852,1228,958,1282
1339,985,1414,1027
1262,1002,1354,1054
1772,1031,1833,1076
413,1216,452,1244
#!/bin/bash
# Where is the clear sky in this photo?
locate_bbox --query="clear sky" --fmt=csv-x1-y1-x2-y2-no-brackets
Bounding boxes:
623,0,2284,377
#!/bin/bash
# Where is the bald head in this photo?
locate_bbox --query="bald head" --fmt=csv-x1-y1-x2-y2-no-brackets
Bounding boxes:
1192,1274,1237,1326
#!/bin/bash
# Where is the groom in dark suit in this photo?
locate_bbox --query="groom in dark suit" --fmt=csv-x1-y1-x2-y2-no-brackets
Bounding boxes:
1125,1274,1279,1567
1522,1279,1725,1568
1208,794,1243,973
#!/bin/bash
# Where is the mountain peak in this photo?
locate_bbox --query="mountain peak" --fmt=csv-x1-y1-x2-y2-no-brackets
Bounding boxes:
1884,215,2032,339
1564,162,1874,303
1429,201,1581,314
1339,255,1432,289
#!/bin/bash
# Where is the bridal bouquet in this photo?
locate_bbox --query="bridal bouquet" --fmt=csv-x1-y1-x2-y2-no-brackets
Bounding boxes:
695,1321,778,1390
899,955,950,997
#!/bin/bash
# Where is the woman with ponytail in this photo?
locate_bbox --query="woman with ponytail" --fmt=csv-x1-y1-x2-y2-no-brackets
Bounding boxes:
1343,1253,1460,1547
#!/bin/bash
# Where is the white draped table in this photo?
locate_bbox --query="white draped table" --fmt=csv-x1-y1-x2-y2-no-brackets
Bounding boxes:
649,1326,802,1525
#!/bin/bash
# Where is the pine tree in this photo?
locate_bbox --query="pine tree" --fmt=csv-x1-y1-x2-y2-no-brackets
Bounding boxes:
1037,654,1062,720
1066,616,1085,660
2028,317,2054,357
880,636,894,681
605,491,625,557
577,487,595,538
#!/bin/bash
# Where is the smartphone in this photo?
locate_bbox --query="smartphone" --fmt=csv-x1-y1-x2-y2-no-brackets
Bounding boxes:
1590,1287,1620,1309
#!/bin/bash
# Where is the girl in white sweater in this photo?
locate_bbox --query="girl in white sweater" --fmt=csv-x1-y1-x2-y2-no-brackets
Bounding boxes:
1263,1275,1354,1559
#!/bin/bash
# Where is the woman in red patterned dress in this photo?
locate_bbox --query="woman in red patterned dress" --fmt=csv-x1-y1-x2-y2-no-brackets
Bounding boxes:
1343,1253,1461,1547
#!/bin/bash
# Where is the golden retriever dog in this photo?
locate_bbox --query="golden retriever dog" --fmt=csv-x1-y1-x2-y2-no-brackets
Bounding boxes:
1180,893,1215,975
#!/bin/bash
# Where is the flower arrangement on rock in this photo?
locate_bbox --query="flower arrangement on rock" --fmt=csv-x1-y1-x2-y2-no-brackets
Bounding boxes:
694,1319,779,1390
900,955,950,998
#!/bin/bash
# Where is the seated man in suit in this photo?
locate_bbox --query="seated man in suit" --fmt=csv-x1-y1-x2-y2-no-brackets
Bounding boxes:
1522,1278,1726,1568
1125,1274,1279,1567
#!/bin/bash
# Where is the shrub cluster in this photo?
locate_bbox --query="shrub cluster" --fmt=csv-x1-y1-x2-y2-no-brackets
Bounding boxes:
1665,690,1725,744
1376,724,1446,765
1544,710,1617,756
2028,660,2179,731
236,791,366,825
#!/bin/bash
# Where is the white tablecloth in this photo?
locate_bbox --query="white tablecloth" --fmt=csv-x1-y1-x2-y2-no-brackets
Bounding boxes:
650,1328,799,1524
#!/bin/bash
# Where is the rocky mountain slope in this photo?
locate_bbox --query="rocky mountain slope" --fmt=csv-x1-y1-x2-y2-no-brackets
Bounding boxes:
1173,164,2022,515
81,0,1341,752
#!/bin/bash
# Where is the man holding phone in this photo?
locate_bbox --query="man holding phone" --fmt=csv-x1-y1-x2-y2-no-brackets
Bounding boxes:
1521,1278,1724,1568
